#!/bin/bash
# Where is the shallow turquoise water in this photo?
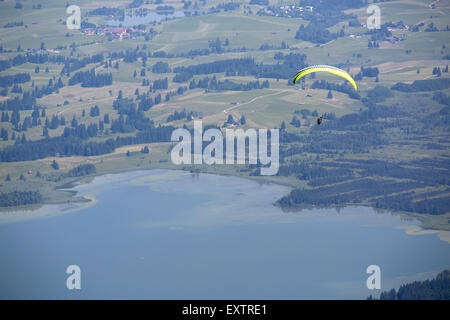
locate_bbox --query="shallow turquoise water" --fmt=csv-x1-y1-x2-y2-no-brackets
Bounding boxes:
0,169,449,299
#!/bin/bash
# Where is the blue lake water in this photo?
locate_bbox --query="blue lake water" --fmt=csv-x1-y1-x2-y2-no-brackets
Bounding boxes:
0,169,449,299
107,11,185,26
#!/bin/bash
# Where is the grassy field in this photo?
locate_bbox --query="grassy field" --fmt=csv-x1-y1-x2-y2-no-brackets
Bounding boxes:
0,0,448,138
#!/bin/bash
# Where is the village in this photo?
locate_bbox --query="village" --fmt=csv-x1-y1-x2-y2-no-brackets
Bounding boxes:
83,26,147,40
259,5,314,18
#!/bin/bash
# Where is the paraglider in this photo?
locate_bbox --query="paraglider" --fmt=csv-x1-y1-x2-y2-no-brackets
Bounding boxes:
292,65,358,92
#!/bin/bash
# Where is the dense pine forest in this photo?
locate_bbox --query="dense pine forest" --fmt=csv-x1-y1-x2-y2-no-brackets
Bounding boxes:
368,270,450,300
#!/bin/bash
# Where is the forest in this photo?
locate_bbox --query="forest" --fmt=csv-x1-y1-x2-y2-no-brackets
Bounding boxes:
274,76,449,215
0,190,43,207
173,54,308,82
188,76,270,91
392,77,450,92
368,270,450,300
0,73,30,87
68,68,113,88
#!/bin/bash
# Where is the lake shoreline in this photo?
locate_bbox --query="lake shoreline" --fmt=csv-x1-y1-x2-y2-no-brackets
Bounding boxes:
1,161,450,242
1,169,449,299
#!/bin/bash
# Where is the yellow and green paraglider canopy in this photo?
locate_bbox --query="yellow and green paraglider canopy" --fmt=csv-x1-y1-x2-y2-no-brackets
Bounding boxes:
293,65,358,92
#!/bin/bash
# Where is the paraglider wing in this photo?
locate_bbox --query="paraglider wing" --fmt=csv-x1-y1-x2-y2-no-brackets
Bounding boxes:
293,65,358,92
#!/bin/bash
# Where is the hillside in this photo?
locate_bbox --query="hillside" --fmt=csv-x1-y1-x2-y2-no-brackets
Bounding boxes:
0,0,449,231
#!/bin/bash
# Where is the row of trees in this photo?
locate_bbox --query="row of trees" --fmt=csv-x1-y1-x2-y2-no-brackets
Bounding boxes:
295,20,338,44
68,69,112,87
392,78,450,92
61,53,104,75
173,54,308,83
166,109,197,122
0,52,67,73
0,191,43,207
0,73,30,87
310,80,360,99
277,178,425,208
0,77,64,110
188,76,270,91
0,122,176,162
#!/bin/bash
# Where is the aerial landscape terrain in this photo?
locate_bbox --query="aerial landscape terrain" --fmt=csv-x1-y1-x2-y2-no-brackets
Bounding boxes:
0,0,449,300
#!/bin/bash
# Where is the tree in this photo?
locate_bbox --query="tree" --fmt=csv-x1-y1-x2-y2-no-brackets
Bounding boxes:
11,110,20,126
281,121,286,130
71,115,78,127
5,174,11,181
34,66,40,74
90,105,100,117
51,160,59,170
240,115,246,125
327,90,333,99
1,128,8,141
155,94,162,104
141,146,149,154
152,61,171,73
227,114,234,124
290,115,300,127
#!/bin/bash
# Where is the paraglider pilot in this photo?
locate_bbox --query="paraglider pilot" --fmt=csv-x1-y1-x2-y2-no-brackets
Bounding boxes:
317,116,323,125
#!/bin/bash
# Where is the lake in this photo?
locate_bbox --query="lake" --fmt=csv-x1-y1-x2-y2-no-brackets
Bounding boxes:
0,169,449,299
107,11,185,26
